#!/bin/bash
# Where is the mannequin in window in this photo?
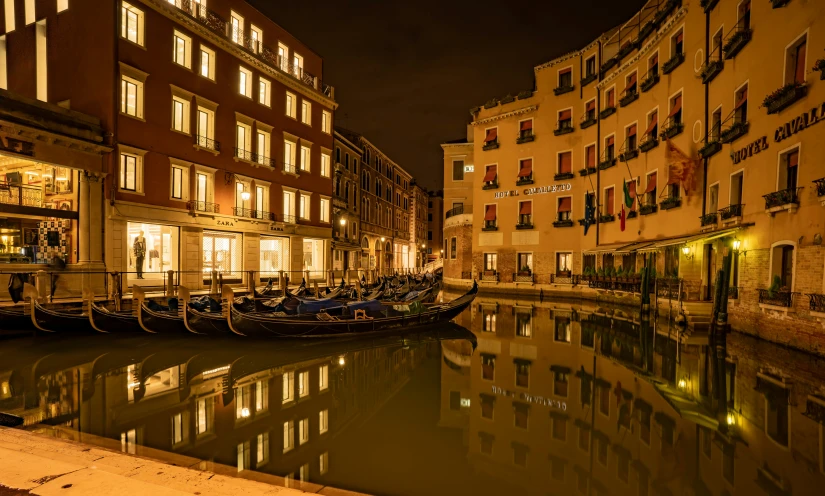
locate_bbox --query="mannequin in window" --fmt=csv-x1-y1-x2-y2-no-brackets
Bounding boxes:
134,231,146,279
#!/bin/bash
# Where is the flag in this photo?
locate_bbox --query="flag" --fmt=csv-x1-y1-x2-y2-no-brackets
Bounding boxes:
665,140,698,198
584,200,594,236
623,179,634,208
620,204,626,232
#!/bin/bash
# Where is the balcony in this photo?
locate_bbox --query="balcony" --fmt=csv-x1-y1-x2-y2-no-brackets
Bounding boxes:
194,135,220,153
482,180,499,191
234,147,254,162
700,59,724,84
186,200,220,214
700,212,717,227
554,123,574,136
516,223,534,230
482,140,500,151
554,84,575,96
445,205,465,219
516,176,534,186
701,0,719,12
719,121,748,143
598,158,617,170
619,89,639,107
161,0,333,98
554,172,575,181
639,20,657,42
513,272,534,283
763,83,807,114
599,106,616,120
481,272,499,282
660,196,681,211
252,153,277,168
516,132,535,144
814,178,825,198
283,162,298,175
580,114,597,129
599,214,615,223
619,148,638,162
661,52,685,75
579,167,597,177
764,187,802,212
719,203,744,221
233,207,275,221
616,40,637,61
640,71,659,92
723,28,752,59
808,293,825,313
640,133,659,152
660,120,684,140
699,139,722,158
758,289,795,308
553,219,574,228
280,214,297,224
581,73,598,87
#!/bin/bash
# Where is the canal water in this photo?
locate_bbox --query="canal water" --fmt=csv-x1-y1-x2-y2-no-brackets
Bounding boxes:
1,292,823,496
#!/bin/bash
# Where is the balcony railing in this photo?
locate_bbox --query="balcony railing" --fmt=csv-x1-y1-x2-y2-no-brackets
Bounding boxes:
719,203,744,220
699,138,722,158
554,83,575,96
283,162,297,174
482,140,500,151
0,183,44,207
186,200,220,213
807,293,825,313
640,132,659,152
554,121,574,136
162,0,334,98
814,178,825,197
233,207,275,221
700,212,717,227
723,25,752,59
445,205,465,218
619,88,639,107
758,289,796,308
764,187,802,209
235,147,253,161
513,273,534,283
659,196,681,210
194,134,220,152
253,153,277,168
482,180,499,190
280,214,297,224
640,69,660,92
580,113,597,129
660,117,684,140
719,120,748,143
481,271,499,282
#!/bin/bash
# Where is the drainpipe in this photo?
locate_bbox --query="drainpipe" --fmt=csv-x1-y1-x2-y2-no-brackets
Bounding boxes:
701,8,710,217
595,40,603,248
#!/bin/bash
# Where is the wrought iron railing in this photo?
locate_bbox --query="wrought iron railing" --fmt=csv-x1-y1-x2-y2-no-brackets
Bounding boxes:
815,178,825,197
660,116,684,139
513,273,534,283
283,162,297,174
280,214,297,224
763,187,802,209
807,293,825,312
253,153,276,168
445,205,465,218
233,207,275,221
194,134,220,151
700,212,717,226
481,272,499,282
580,111,597,129
757,289,795,308
640,67,659,92
719,204,744,220
482,179,499,190
235,147,253,161
722,17,752,60
186,200,220,213
554,120,574,136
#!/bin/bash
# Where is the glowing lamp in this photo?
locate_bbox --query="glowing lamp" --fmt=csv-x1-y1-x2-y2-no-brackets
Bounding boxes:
681,246,689,255
726,412,736,426
241,191,250,201
380,237,385,242
678,379,687,390
733,239,741,251
241,407,250,418
339,218,347,226
338,356,346,366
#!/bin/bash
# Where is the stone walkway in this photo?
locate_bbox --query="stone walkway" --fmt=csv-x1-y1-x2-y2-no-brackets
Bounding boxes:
0,428,365,496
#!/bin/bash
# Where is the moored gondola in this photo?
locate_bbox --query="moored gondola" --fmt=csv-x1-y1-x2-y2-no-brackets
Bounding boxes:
84,289,145,334
223,281,477,338
23,283,97,334
133,286,187,334
179,286,229,336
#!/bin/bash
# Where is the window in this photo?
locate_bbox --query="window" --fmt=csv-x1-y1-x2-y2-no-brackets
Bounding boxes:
235,121,251,158
319,365,328,391
293,53,304,75
298,370,309,397
779,147,799,191
250,24,262,53
481,354,496,381
235,181,250,211
171,96,190,134
255,380,268,412
554,370,569,397
787,34,807,85
301,100,311,125
649,51,659,75
120,73,144,119
515,311,532,338
300,145,311,172
672,28,684,56
762,377,790,447
170,164,188,201
604,187,615,216
585,55,596,77
120,3,145,45
319,410,329,434
172,31,192,69
283,190,296,222
625,71,637,96
519,119,533,140
200,46,216,80
585,145,596,170
256,130,270,165
644,172,657,207
284,139,296,172
450,237,457,259
239,67,253,97
518,200,532,226
452,160,465,181
0,36,6,90
286,92,297,118
599,385,610,416
515,360,530,388
4,1,15,32
320,198,330,223
558,109,572,131
645,110,659,141
35,19,46,102
669,93,683,124
283,420,294,452
299,418,309,445
321,152,330,177
195,106,215,148
552,415,567,441
626,123,637,151
256,432,269,467
556,252,572,276
277,42,289,71
483,127,498,147
557,197,572,221
235,385,251,420
321,111,331,134
558,67,572,89
712,27,724,62
230,11,244,45
282,371,294,403
738,0,752,30
483,204,497,230
711,107,722,141
734,84,748,124
300,194,311,220
119,150,144,193
195,397,213,436
483,253,497,273
605,87,615,108
258,77,271,106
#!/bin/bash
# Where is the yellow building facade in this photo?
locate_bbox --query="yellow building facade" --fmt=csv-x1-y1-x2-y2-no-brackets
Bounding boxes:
446,0,825,355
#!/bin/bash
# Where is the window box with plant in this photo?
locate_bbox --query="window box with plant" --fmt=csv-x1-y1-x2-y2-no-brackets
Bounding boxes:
482,222,498,232
660,196,681,210
700,212,717,227
598,158,617,170
701,0,719,13
640,132,659,152
482,179,499,190
554,172,575,181
758,276,794,308
654,0,681,24
581,114,597,129
599,213,615,223
764,187,802,210
554,122,574,136
553,219,574,228
516,134,535,144
516,176,534,186
723,28,752,60
619,142,638,162
616,40,637,60
554,84,575,96
579,167,597,176
699,138,722,158
516,222,533,230
719,120,749,143
517,266,533,277
640,71,659,92
619,89,639,107
626,210,638,219
640,203,658,215
762,82,807,114
662,52,685,74
600,57,618,75
700,59,724,84
581,73,598,86
482,140,499,151
660,119,684,140
599,106,616,119
639,21,657,42
719,203,744,221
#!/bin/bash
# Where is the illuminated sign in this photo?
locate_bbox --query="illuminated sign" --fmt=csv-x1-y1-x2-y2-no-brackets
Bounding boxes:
493,183,572,199
774,102,825,142
464,165,475,173
491,385,567,410
460,398,471,408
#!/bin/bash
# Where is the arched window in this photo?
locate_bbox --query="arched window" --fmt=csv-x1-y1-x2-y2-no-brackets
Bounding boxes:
769,241,796,291
362,237,369,249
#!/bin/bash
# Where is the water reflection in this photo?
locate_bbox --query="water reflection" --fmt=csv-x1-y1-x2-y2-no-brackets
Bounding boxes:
2,294,824,495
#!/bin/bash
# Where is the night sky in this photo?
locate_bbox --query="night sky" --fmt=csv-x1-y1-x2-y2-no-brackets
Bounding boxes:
248,0,645,190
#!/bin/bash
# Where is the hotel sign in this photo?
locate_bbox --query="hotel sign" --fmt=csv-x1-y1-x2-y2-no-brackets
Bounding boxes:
0,136,34,157
494,183,572,199
464,165,474,173
774,102,825,142
732,136,768,164
492,385,567,410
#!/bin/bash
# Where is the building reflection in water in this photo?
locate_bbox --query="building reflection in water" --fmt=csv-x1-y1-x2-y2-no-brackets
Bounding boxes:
441,292,825,496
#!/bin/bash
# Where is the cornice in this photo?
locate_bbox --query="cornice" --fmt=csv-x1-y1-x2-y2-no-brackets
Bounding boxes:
534,38,602,73
138,0,337,110
1,123,112,155
472,105,538,126
597,6,688,89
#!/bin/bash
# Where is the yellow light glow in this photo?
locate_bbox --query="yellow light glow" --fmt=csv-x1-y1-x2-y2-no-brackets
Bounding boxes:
241,191,250,201
339,218,346,226
733,239,741,251
681,246,690,255
726,413,736,426
338,356,345,366
241,407,250,418
678,379,687,389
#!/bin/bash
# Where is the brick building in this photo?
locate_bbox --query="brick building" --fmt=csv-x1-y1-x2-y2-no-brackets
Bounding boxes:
426,189,443,263
331,129,360,275
0,0,336,289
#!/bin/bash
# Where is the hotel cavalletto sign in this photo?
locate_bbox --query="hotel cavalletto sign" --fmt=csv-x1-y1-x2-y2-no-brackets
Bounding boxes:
494,183,572,199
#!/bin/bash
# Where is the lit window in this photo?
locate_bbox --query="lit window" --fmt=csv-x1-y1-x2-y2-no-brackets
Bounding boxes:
235,121,252,159
172,31,191,69
195,105,216,150
250,24,262,53
259,77,271,106
4,1,15,32
300,194,311,220
319,453,328,475
320,152,331,177
299,418,309,444
171,96,190,134
57,0,69,13
293,53,304,76
319,410,328,434
25,0,35,25
235,385,250,420
256,130,270,165
120,154,139,192
283,190,296,221
120,2,144,46
256,432,269,467
320,198,330,223
170,164,189,201
171,413,185,445
284,139,296,173
195,397,213,436
239,66,252,97
230,11,244,45
285,92,297,118
319,365,328,391
283,420,294,452
277,42,289,71
301,100,311,125
120,77,141,118
321,111,331,134
300,145,311,172
199,46,215,80
121,429,137,455
255,380,268,412
282,371,294,403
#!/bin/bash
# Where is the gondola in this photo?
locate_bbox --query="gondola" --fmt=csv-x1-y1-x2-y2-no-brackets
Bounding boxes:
0,305,34,332
84,289,145,334
132,286,189,334
22,283,97,334
179,286,229,336
223,281,478,338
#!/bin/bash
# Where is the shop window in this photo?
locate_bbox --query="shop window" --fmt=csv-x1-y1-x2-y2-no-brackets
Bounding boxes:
778,148,799,191
121,2,144,46
514,360,530,388
303,238,326,275
202,231,242,281
128,222,179,282
260,236,290,277
515,311,532,338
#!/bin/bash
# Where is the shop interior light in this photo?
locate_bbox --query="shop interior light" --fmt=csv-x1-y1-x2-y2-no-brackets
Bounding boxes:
56,175,68,181
25,171,40,176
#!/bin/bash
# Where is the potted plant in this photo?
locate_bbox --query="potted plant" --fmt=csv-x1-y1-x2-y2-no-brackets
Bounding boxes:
766,275,782,299
518,265,532,277
761,82,807,114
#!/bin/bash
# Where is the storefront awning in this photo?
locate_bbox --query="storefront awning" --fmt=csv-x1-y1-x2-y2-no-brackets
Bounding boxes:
583,242,634,254
615,241,657,254
637,226,746,253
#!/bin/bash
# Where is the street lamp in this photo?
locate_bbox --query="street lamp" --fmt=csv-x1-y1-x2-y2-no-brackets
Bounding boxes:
732,238,741,252
241,190,250,201
339,218,347,226
381,237,385,242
